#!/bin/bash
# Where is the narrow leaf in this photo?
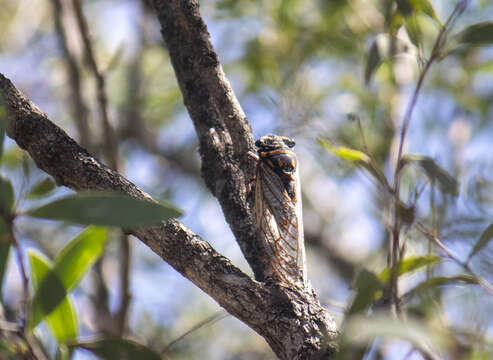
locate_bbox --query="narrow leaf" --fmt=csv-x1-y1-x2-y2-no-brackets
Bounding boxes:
28,251,78,342
468,223,493,260
27,192,183,227
404,275,478,300
404,15,423,49
379,255,440,283
26,177,56,199
0,243,9,299
54,226,107,290
343,314,450,354
318,139,370,163
0,217,7,236
29,227,107,328
454,22,493,46
364,34,411,84
444,22,493,57
396,0,441,24
348,270,383,315
0,106,5,159
73,338,161,360
319,138,390,188
0,176,14,214
402,154,459,196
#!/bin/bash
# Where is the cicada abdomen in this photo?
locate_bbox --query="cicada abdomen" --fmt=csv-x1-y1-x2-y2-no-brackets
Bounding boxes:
253,134,307,287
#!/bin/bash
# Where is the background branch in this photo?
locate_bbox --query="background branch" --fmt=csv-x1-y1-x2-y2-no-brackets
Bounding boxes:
69,0,132,336
51,0,92,151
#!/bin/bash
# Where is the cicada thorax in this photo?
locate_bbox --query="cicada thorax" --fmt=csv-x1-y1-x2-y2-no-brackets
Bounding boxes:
254,134,307,287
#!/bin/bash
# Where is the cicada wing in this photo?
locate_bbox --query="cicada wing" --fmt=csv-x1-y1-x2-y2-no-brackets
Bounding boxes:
255,162,305,285
293,164,307,285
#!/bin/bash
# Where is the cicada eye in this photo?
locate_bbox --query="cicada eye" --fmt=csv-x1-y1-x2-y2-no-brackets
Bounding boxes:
281,137,296,148
278,155,296,173
281,162,294,172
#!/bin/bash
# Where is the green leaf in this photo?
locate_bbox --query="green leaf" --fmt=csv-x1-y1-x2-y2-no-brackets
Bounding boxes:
29,227,107,328
348,270,383,315
454,22,493,46
0,176,14,215
379,255,440,283
0,105,5,159
404,15,423,49
26,177,56,199
468,223,493,260
343,314,450,355
54,226,107,290
395,0,441,24
27,192,183,227
364,34,411,84
55,345,71,360
28,250,78,342
318,139,370,163
319,138,390,189
404,275,478,299
0,217,7,235
0,243,9,299
1,146,22,169
401,154,459,196
396,200,415,225
444,22,493,57
73,338,162,360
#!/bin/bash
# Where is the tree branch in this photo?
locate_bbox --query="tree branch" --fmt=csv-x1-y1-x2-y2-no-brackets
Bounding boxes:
0,74,337,359
151,0,268,281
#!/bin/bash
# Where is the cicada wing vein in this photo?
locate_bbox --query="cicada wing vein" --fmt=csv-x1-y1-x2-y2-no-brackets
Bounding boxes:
255,162,306,285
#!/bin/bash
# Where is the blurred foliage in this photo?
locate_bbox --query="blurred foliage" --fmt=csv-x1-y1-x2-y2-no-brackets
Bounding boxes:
1,0,493,359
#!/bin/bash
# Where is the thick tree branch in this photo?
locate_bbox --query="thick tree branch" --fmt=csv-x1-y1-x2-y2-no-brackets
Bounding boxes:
0,74,337,359
151,0,268,281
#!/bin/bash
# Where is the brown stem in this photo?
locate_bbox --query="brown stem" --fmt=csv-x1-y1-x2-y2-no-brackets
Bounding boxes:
115,232,132,335
72,0,118,170
51,0,93,152
10,227,29,331
161,310,229,354
9,226,43,360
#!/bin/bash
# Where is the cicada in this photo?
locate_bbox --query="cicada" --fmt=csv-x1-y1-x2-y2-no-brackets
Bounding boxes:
250,134,307,287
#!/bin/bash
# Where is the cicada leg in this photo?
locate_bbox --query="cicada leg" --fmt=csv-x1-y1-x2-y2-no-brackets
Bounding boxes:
246,151,260,197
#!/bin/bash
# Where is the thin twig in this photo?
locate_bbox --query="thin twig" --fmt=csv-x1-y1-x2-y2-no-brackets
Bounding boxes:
0,320,20,333
115,231,132,335
417,222,493,296
10,227,29,330
394,0,469,169
161,311,229,354
322,299,347,312
72,0,118,169
10,226,41,359
51,0,93,152
388,0,470,315
71,0,132,335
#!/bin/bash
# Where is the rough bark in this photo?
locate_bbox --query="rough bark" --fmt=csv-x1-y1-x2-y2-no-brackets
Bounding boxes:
1,73,338,358
151,0,269,281
1,0,342,352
